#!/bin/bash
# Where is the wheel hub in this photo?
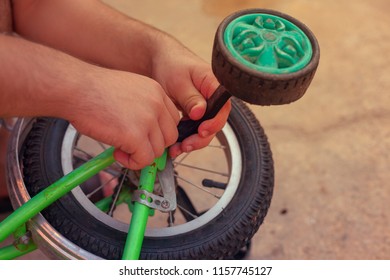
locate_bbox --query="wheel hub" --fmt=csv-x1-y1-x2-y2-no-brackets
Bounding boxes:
262,31,277,42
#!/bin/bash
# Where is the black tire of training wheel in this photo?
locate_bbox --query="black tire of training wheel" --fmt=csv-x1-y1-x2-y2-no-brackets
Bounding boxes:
212,9,320,105
22,98,274,259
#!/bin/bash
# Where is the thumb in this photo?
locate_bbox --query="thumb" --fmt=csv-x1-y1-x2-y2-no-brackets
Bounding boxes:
177,88,207,121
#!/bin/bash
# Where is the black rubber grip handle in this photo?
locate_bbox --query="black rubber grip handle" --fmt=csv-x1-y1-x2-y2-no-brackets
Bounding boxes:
177,85,231,142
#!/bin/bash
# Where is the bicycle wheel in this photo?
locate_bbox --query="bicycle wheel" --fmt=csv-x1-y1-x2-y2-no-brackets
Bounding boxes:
16,98,273,259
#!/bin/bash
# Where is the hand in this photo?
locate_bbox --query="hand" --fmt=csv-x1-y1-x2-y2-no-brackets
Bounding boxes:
68,69,180,170
151,40,231,158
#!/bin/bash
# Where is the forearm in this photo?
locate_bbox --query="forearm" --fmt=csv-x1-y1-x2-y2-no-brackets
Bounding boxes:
8,0,230,162
12,0,177,76
0,34,96,119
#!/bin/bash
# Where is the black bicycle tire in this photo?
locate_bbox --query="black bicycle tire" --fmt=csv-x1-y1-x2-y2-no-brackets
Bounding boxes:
22,98,274,259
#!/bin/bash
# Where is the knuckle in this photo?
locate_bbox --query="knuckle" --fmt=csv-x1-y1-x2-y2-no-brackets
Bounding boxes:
146,82,165,111
183,95,201,113
131,151,154,170
172,129,179,144
166,129,179,146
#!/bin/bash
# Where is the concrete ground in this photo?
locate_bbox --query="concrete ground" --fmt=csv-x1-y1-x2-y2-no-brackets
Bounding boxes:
1,0,389,259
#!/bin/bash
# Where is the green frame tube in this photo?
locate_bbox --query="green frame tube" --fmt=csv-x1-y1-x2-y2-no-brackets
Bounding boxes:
0,236,37,260
0,224,37,260
0,146,166,260
0,147,116,243
121,150,167,260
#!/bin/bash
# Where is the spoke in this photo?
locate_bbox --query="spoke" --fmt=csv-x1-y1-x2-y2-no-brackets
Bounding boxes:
275,45,297,66
173,144,226,165
232,29,258,47
73,155,90,165
174,153,191,165
102,162,131,177
241,44,266,60
74,146,94,160
232,23,260,44
97,141,108,152
173,162,229,177
175,175,221,199
173,143,226,167
100,167,123,178
207,144,226,149
86,174,120,198
256,44,278,69
177,205,198,220
107,169,128,216
282,31,306,56
176,186,199,222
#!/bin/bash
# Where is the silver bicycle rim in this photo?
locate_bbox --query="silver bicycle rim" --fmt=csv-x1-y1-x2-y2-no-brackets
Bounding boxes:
7,118,243,258
6,119,101,259
61,123,242,237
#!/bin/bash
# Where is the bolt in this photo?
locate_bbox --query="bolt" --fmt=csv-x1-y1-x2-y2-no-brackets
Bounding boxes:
161,200,170,209
19,235,30,245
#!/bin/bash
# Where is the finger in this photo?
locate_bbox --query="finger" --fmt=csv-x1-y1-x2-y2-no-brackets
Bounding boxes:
170,77,207,121
182,91,206,121
113,149,135,169
158,106,179,147
178,132,216,153
113,140,155,170
148,124,166,158
168,143,183,159
198,99,231,138
162,94,181,125
198,73,220,100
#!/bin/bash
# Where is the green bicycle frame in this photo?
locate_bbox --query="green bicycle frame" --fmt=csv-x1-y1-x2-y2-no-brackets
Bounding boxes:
0,147,166,260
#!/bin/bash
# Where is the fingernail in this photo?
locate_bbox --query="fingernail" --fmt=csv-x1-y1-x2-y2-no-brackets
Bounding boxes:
200,130,209,138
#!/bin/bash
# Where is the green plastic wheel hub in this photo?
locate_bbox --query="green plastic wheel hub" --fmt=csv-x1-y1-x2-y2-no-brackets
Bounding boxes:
224,13,312,74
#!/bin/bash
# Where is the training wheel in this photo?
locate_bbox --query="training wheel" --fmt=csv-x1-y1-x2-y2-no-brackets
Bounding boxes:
212,9,320,105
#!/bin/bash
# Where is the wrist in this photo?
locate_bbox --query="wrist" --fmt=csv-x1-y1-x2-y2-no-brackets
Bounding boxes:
53,63,104,122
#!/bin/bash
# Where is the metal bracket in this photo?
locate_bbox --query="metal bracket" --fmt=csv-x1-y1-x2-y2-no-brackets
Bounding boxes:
132,158,176,212
132,190,175,212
